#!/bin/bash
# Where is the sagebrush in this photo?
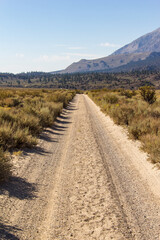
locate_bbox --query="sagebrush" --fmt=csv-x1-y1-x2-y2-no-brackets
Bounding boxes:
0,89,76,182
87,88,160,164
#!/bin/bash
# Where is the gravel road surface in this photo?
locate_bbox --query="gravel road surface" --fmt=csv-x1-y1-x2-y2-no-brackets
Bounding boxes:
0,94,160,240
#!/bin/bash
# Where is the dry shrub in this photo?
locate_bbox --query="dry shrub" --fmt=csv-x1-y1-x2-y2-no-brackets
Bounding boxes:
0,122,37,150
0,90,14,100
0,89,76,182
139,86,156,104
129,117,152,139
0,149,11,182
0,109,15,123
17,113,41,135
1,98,21,107
103,93,119,104
141,134,160,164
112,106,135,126
120,89,136,98
150,107,160,118
88,89,160,165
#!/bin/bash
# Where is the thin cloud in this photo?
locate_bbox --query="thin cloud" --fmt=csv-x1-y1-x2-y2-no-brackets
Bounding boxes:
65,52,101,58
68,47,86,50
100,42,121,48
55,44,68,47
34,52,101,64
34,55,70,63
16,53,24,58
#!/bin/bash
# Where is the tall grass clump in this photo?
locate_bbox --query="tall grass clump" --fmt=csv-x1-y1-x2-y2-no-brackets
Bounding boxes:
0,88,76,182
87,88,160,165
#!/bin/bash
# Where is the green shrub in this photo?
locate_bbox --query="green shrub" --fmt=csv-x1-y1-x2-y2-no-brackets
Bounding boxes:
139,86,156,104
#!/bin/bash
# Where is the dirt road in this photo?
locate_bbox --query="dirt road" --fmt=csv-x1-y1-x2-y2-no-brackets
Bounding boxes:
0,94,160,240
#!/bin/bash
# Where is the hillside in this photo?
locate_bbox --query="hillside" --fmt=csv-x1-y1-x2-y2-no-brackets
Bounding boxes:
113,27,160,55
56,27,160,73
60,52,150,73
106,52,160,72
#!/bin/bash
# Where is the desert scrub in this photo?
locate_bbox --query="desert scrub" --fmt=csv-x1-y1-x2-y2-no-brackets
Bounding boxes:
87,89,160,165
0,88,76,182
103,93,119,104
120,89,136,98
0,122,37,150
139,86,156,104
0,149,11,182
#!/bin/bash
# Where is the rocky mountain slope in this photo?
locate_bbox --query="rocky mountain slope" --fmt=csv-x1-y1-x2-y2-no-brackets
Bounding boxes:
56,27,160,73
106,52,160,72
113,27,160,55
61,52,149,73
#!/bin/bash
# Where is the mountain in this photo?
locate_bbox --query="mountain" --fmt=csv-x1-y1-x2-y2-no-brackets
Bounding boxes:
113,27,160,55
54,27,160,74
58,52,150,74
105,52,160,72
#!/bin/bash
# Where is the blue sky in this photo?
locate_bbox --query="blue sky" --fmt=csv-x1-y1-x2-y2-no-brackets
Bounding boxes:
0,0,160,73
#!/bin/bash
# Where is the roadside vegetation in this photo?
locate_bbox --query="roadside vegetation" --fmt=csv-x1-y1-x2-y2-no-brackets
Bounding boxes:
0,88,76,182
87,87,160,165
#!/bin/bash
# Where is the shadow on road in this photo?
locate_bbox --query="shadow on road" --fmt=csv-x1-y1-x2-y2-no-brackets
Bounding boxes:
0,223,21,240
64,100,78,112
23,145,52,156
0,176,37,200
39,132,58,142
0,98,78,201
46,99,77,136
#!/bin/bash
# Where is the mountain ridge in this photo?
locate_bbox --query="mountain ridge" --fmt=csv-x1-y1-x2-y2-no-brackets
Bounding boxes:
112,27,160,55
53,27,160,74
57,52,150,74
103,52,160,72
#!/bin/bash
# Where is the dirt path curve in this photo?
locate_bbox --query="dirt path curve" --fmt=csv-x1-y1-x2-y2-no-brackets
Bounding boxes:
0,94,160,240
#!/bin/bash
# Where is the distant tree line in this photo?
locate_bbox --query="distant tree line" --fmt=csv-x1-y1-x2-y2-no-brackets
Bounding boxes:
0,70,160,89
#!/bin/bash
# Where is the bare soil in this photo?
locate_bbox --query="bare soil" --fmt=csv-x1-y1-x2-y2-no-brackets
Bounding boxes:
0,94,160,240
